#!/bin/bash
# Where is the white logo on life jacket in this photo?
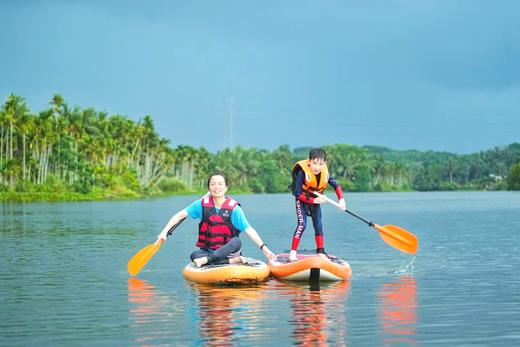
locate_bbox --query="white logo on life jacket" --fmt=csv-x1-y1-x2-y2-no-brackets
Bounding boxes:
305,172,312,182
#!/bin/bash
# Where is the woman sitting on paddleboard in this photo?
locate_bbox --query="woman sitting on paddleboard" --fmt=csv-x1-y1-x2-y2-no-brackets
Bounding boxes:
157,172,275,267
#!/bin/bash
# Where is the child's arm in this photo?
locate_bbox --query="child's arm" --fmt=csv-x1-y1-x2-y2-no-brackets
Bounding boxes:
328,176,346,209
295,170,318,204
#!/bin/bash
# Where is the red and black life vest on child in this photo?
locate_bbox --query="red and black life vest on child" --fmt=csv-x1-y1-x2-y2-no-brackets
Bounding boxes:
196,196,241,250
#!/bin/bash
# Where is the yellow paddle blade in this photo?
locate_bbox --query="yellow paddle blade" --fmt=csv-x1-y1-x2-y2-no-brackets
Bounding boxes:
127,240,163,276
374,224,418,254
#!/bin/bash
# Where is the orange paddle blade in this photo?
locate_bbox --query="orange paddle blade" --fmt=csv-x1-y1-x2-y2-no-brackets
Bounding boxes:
373,224,418,254
127,239,164,276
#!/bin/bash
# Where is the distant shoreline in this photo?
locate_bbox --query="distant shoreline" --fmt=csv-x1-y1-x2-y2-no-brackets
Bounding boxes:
1,94,518,201
0,187,510,203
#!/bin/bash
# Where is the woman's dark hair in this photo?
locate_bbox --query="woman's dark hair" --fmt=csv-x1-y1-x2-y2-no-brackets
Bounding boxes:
309,148,327,161
207,171,228,188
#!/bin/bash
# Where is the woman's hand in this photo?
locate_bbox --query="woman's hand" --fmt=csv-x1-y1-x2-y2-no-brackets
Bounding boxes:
156,209,189,241
262,246,276,262
157,230,169,241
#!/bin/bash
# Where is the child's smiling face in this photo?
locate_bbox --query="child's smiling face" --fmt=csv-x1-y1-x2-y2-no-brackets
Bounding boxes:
309,158,326,175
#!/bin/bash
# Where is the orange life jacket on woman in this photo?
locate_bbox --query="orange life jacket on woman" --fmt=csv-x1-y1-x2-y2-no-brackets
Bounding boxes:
196,196,240,250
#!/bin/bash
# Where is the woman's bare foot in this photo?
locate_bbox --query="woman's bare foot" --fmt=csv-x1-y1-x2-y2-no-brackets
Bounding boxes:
193,256,209,267
229,255,245,264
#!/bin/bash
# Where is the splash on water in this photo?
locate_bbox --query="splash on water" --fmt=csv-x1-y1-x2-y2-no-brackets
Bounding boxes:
389,255,416,274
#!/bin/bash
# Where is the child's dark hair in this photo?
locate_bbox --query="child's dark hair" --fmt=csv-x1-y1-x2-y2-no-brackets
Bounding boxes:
207,171,228,188
309,148,327,161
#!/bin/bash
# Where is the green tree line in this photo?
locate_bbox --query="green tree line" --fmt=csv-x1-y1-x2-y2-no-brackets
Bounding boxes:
1,94,519,201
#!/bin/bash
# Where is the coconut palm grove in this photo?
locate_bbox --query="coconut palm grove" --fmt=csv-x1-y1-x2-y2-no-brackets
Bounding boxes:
1,94,519,201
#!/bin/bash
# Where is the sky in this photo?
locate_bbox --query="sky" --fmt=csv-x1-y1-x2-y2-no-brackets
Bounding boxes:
1,0,519,154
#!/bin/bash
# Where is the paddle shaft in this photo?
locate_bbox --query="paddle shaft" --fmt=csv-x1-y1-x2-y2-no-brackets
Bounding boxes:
163,191,211,239
128,193,210,276
128,213,187,276
312,191,418,254
166,216,187,237
313,191,374,226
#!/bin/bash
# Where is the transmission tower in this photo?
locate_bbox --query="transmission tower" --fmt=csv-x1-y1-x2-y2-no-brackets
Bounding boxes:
226,97,234,149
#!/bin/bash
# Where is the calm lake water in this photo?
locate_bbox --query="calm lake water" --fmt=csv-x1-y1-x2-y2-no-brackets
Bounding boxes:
1,192,519,346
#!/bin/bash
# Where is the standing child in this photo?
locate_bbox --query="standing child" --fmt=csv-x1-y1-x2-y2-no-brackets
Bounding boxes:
288,148,346,261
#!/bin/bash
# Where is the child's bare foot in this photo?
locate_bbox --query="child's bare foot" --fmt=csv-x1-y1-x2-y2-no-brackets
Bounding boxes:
318,253,330,260
229,255,245,264
289,250,298,262
193,256,209,267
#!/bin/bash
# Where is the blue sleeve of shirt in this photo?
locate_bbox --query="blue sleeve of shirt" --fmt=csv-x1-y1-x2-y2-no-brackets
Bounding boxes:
231,205,251,232
186,199,203,220
328,175,340,189
294,170,304,196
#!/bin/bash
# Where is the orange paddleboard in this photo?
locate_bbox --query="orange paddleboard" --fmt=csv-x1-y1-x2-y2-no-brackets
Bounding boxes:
182,257,270,285
269,251,351,282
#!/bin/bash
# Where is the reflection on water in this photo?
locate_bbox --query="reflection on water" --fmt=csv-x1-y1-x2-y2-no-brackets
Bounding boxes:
128,278,160,322
128,278,162,346
127,275,418,346
128,278,188,346
187,280,351,346
126,274,417,347
191,284,268,346
271,280,350,346
378,276,417,346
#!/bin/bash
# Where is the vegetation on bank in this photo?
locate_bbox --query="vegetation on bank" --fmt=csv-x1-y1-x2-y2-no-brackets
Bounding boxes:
1,94,519,202
507,162,520,191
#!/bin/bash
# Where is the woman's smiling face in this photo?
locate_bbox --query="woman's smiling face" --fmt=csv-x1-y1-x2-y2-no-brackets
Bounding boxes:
208,174,228,197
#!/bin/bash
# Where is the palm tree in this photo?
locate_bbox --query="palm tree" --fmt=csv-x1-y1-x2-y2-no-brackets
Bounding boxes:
17,112,36,182
1,94,30,186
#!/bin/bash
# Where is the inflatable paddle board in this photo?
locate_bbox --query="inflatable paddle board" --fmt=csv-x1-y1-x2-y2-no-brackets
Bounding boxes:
182,257,270,285
269,251,351,282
